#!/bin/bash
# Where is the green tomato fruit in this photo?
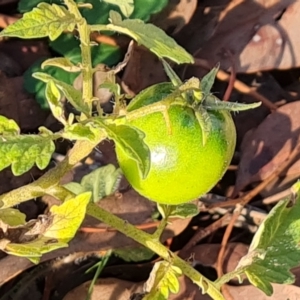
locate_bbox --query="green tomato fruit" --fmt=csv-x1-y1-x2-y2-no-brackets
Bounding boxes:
116,83,236,205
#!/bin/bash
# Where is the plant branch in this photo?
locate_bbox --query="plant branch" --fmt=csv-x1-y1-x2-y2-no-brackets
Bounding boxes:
87,203,225,300
64,0,94,110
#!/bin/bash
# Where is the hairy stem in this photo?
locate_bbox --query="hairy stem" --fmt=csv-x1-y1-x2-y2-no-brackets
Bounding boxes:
87,203,225,300
64,0,94,109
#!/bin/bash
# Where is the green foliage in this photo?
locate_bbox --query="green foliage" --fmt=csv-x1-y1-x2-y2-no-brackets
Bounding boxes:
0,208,26,226
96,121,151,178
144,261,182,300
18,0,168,108
64,164,122,202
0,3,76,40
158,203,199,219
236,184,300,296
0,116,55,175
105,11,193,64
1,192,91,263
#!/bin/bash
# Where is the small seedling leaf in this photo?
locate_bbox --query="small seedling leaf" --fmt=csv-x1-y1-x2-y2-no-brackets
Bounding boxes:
106,11,193,64
0,3,76,40
0,134,55,175
237,183,300,296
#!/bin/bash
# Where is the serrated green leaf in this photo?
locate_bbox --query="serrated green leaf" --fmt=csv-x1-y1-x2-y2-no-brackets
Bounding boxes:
64,164,122,203
81,164,122,202
201,65,219,96
144,261,182,300
42,57,81,72
33,72,90,115
44,192,91,240
0,208,26,226
0,116,20,135
97,121,150,178
104,11,193,64
0,3,76,40
103,0,134,17
0,135,55,175
61,123,101,142
237,184,300,296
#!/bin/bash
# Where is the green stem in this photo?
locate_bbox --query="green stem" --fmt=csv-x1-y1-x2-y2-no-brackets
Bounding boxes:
87,203,225,300
0,140,99,209
215,269,245,289
152,205,172,240
64,0,94,109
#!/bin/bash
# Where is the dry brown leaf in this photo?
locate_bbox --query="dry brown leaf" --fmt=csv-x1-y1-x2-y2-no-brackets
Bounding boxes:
151,0,197,35
234,101,300,195
187,0,300,75
121,43,167,95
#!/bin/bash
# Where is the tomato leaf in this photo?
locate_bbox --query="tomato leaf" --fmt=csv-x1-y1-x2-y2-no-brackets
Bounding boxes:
236,182,300,296
33,72,90,115
0,116,20,135
44,192,91,240
61,123,102,142
0,3,76,40
104,11,193,64
0,132,55,176
42,57,81,73
64,164,122,202
103,0,134,17
0,208,26,226
2,192,91,263
45,80,66,124
96,121,151,179
144,261,182,300
157,203,199,219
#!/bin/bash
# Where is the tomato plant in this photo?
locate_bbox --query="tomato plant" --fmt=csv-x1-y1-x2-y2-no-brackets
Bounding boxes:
1,1,299,300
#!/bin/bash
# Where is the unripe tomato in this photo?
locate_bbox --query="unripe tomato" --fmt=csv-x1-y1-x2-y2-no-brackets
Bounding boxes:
116,83,236,205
